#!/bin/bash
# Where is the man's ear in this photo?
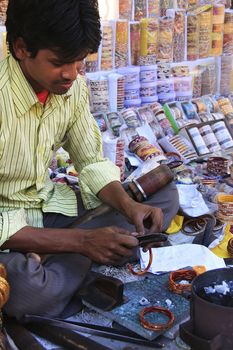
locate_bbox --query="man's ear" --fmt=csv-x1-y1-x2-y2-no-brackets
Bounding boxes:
13,37,31,60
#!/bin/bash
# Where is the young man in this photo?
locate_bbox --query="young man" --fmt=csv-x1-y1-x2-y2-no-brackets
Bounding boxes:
0,0,179,319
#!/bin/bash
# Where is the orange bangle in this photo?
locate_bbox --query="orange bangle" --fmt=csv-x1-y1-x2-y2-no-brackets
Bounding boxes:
169,269,196,294
139,306,175,331
193,265,206,275
127,248,153,276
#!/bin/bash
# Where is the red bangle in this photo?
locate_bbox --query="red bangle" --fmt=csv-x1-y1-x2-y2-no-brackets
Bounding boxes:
127,248,153,276
139,306,175,331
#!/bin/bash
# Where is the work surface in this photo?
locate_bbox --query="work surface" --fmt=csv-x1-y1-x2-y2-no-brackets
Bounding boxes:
83,273,190,340
7,229,230,349
26,265,191,350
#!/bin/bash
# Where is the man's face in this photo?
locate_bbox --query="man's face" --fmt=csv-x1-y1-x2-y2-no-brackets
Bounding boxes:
14,40,85,94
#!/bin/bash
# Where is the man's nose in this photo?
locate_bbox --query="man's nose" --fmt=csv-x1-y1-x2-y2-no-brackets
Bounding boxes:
61,63,78,81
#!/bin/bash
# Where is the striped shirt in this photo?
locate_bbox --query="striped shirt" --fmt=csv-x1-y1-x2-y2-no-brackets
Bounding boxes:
0,55,120,245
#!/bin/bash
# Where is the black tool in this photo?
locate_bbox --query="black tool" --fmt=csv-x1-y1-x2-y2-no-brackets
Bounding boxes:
26,322,111,350
23,315,165,349
137,233,168,249
4,317,47,350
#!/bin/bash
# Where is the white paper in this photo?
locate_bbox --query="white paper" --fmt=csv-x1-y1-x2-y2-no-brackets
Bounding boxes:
140,244,226,274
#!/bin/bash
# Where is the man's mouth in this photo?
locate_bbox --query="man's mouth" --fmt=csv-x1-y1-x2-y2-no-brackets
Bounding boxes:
59,81,73,89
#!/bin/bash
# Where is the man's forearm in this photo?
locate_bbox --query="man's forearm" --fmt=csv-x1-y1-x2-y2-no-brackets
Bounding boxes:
1,226,85,254
97,181,135,216
0,224,139,265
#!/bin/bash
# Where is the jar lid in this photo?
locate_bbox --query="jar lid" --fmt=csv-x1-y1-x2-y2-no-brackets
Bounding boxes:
125,83,141,90
124,98,142,106
141,95,158,103
117,66,141,74
140,82,158,88
140,65,157,71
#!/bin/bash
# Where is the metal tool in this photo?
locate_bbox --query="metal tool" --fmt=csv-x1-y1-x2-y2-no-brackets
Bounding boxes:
23,315,165,349
4,317,47,350
26,322,111,350
137,233,168,249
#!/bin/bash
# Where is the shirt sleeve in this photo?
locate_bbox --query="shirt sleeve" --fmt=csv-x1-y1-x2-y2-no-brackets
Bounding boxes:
0,208,28,246
64,78,121,210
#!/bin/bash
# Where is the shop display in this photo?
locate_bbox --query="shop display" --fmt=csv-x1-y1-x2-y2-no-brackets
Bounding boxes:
88,76,109,112
119,0,133,20
171,10,186,63
157,16,174,61
130,22,140,65
147,0,160,18
198,7,212,59
187,14,199,61
0,0,8,24
4,1,233,349
211,4,225,56
115,20,129,68
220,55,233,96
134,0,147,21
188,127,210,155
140,18,159,57
223,10,233,55
85,53,99,73
128,135,163,161
100,22,114,71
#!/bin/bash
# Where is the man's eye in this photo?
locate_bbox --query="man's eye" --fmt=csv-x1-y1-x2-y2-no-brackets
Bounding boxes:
52,62,63,67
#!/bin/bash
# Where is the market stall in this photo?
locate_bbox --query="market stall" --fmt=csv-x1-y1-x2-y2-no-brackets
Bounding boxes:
1,0,233,349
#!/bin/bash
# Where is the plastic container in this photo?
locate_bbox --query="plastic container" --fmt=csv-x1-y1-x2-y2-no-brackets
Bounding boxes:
141,95,158,104
124,83,141,100
117,66,140,87
158,92,176,104
124,98,142,108
140,82,157,98
140,65,157,83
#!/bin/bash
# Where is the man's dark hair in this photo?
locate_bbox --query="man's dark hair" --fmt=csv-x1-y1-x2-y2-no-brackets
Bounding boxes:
5,0,101,61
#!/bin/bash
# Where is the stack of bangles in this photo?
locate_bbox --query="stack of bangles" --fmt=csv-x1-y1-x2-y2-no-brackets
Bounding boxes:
169,267,206,295
169,269,197,294
164,152,183,169
182,218,207,236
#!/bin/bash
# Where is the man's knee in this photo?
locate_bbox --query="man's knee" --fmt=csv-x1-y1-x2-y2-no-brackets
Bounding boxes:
2,253,89,319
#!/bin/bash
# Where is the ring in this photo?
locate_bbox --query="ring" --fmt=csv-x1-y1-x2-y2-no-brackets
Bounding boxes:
139,306,175,331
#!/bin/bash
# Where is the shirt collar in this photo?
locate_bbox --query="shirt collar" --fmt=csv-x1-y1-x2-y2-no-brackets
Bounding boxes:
8,55,72,118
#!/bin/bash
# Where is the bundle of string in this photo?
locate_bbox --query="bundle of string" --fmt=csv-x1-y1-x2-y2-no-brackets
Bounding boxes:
169,269,197,294
128,135,162,161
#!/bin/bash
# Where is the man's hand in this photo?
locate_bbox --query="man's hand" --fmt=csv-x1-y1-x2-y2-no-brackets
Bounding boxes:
81,226,139,265
97,181,164,235
124,202,163,234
